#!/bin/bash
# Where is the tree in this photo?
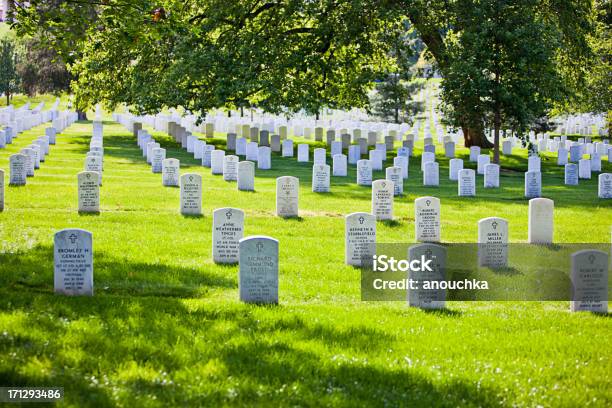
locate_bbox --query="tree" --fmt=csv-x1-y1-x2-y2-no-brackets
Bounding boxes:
438,0,577,162
16,35,72,97
11,1,595,145
0,37,20,105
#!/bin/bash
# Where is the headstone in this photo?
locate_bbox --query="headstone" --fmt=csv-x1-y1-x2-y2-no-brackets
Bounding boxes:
259,130,270,147
256,146,270,170
598,173,612,198
312,164,330,193
449,158,463,181
502,140,512,155
569,145,582,162
246,142,259,161
331,141,342,156
528,198,554,244
444,142,455,158
211,150,226,174
484,164,500,188
423,144,435,154
151,147,166,174
421,152,435,171
557,148,568,165
570,250,608,313
180,173,202,215
85,156,103,185
162,158,180,186
367,132,377,146
271,135,281,152
477,154,490,175
477,217,508,268
469,146,480,162
393,156,408,179
326,129,336,145
415,196,441,242
371,180,394,220
407,243,446,309
54,229,93,296
345,212,376,266
356,160,372,186
226,133,237,151
237,161,255,191
528,155,541,173
315,127,324,142
9,154,27,185
236,138,247,155
282,140,294,157
212,208,245,264
223,155,239,181
22,148,35,176
297,144,309,162
239,236,279,304
202,145,215,167
458,169,476,196
564,163,578,185
46,127,57,144
578,159,591,179
314,148,326,165
359,138,368,155
332,154,348,176
249,127,259,143
276,176,299,217
348,145,360,164
423,161,439,186
524,171,541,198
279,126,288,139
77,171,100,213
590,153,601,172
385,166,403,196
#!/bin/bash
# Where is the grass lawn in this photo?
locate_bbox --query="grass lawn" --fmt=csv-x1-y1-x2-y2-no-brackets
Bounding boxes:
0,112,610,407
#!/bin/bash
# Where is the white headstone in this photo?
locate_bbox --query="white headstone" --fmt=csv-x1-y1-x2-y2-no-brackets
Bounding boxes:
524,171,541,198
332,154,347,176
237,161,255,191
236,138,247,155
246,142,259,161
415,196,441,242
557,148,568,165
162,158,180,186
345,212,376,266
369,149,383,170
477,217,508,268
371,180,394,220
223,155,239,181
458,169,476,196
598,173,612,198
449,158,463,181
528,155,541,173
423,161,439,186
180,173,202,215
348,145,360,164
385,166,403,196
469,146,480,162
570,250,608,313
152,147,166,173
297,144,309,162
212,207,245,264
578,159,591,179
356,160,372,186
257,146,271,170
477,154,490,175
528,198,553,244
564,163,578,185
239,236,279,304
211,150,226,174
421,152,435,171
282,140,294,157
276,176,299,217
9,154,27,185
407,243,446,309
393,156,408,179
78,171,100,213
502,140,512,155
84,156,103,185
484,164,500,188
54,229,93,296
312,164,330,192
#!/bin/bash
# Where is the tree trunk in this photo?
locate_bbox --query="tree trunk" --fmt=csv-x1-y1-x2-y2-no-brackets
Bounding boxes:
395,107,399,124
493,110,501,164
6,92,9,106
240,106,244,117
77,110,87,121
462,125,494,148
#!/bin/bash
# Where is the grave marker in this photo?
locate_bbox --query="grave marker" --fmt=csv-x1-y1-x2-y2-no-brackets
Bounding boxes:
276,176,299,217
528,198,554,244
78,171,100,213
54,229,93,296
180,173,202,215
212,208,245,264
239,236,279,304
162,158,180,186
371,180,394,220
415,196,441,242
345,212,376,266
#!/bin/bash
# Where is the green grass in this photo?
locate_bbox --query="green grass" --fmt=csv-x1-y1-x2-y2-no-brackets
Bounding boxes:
0,113,611,407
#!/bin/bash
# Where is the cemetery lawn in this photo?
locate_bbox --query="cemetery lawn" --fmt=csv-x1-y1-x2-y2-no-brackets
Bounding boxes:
0,118,611,407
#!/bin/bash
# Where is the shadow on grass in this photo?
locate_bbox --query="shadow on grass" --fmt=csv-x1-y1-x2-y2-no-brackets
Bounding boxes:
0,245,236,298
0,293,495,406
